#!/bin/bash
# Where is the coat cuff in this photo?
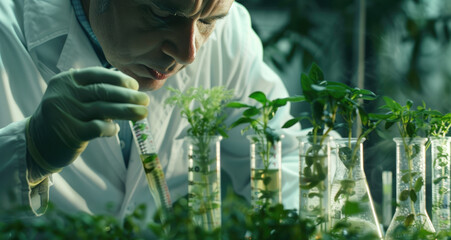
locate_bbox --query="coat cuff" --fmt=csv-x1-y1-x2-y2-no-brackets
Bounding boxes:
0,118,51,218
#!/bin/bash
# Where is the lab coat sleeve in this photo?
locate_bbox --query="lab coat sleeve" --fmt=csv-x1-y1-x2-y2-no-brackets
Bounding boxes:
0,118,50,219
217,3,301,210
0,29,50,219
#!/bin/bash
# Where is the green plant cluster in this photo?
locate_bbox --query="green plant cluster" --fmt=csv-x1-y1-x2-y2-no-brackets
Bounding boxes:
281,63,384,237
227,91,303,209
283,63,379,139
2,193,450,240
278,63,451,238
165,86,234,138
227,91,303,140
0,203,146,240
166,86,233,231
4,64,451,239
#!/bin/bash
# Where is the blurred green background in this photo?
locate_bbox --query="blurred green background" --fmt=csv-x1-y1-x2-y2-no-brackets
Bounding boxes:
238,0,451,229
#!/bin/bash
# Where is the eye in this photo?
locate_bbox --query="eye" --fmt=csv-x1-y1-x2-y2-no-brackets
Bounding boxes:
146,6,172,20
199,19,214,26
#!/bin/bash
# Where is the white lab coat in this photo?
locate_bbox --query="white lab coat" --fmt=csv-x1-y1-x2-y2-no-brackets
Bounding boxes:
0,0,301,224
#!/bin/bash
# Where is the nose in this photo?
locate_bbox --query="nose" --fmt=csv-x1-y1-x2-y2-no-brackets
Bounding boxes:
162,21,197,65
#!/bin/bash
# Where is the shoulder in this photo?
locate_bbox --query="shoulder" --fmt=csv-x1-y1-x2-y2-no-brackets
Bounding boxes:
222,2,253,29
214,2,254,48
205,2,263,66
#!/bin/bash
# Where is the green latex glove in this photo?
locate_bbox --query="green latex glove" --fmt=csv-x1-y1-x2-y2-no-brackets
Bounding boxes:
26,67,150,172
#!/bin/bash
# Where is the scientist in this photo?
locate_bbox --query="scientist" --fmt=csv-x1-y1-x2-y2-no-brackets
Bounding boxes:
0,0,300,224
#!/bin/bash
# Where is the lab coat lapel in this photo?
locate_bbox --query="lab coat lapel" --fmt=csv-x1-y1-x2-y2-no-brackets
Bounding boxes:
56,15,101,72
24,0,103,72
24,0,71,50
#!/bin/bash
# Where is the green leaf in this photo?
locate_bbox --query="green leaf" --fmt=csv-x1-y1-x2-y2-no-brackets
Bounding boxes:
401,172,418,183
404,214,415,227
406,99,413,110
414,177,424,192
272,98,288,108
301,73,315,102
282,118,300,128
249,91,267,104
308,63,324,82
385,121,396,130
263,176,272,186
325,82,349,99
406,122,416,137
338,147,353,169
311,84,326,91
226,102,249,108
356,88,377,99
230,117,254,128
433,176,448,184
399,190,410,201
383,96,401,111
342,201,363,215
410,189,417,203
243,107,260,117
300,73,312,90
305,157,315,166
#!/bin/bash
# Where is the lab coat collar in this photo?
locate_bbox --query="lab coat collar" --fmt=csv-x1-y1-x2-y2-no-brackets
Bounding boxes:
24,0,102,72
24,0,71,50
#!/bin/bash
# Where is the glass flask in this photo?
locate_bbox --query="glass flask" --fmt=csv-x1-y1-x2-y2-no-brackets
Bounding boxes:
247,134,283,211
329,138,383,239
385,138,435,239
186,135,222,232
430,137,450,232
298,135,331,235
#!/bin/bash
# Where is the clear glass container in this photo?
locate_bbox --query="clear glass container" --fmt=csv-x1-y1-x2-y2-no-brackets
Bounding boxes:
186,135,222,231
298,135,331,235
247,134,283,211
330,138,383,239
385,137,435,239
430,137,450,232
382,171,393,229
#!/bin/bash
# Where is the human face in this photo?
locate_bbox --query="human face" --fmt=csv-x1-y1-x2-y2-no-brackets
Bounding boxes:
87,0,234,91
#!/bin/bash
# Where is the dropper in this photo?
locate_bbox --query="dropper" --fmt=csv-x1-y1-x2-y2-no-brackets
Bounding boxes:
130,118,172,219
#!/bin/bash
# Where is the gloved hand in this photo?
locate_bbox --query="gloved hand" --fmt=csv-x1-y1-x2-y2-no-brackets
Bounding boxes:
26,67,150,173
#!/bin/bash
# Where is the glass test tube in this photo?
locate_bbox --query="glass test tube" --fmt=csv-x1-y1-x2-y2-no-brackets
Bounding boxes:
130,119,172,216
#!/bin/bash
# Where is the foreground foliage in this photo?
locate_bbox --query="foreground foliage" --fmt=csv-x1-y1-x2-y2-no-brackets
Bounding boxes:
2,193,450,240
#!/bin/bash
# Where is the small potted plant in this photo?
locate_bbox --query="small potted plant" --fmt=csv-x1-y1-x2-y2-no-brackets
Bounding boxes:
282,63,339,235
166,86,234,233
326,82,383,239
283,63,382,238
427,112,451,233
377,97,436,239
227,91,303,211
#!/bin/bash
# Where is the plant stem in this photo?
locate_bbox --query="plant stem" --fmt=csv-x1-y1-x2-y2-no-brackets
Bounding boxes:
195,135,218,231
402,137,417,223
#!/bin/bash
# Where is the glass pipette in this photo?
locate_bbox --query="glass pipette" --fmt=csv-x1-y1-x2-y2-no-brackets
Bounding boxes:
130,118,172,218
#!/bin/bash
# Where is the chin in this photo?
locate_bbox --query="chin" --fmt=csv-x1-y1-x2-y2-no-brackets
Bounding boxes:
137,78,167,91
